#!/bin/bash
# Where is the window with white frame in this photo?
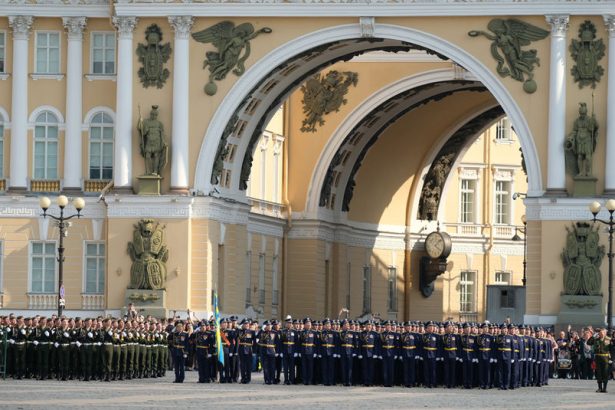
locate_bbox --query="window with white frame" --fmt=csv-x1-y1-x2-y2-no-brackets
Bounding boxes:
30,241,56,293
84,242,105,294
89,112,114,180
91,32,115,74
258,253,265,305
459,270,476,313
495,117,511,141
387,266,397,312
460,178,476,223
35,32,60,74
362,265,372,314
495,270,511,285
245,250,252,307
495,180,511,224
33,111,59,180
0,113,4,179
0,31,5,73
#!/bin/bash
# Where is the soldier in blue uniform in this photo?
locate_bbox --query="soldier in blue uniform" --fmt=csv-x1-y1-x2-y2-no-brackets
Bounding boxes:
360,321,378,386
300,318,316,385
320,319,337,386
195,321,211,383
441,322,458,388
170,321,188,383
238,319,256,384
496,324,513,390
338,319,355,386
400,321,417,388
459,323,477,388
477,323,493,389
422,321,438,388
380,321,397,387
260,321,277,385
280,317,296,385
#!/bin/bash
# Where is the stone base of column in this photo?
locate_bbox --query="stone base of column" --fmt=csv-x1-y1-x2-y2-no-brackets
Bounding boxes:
544,188,568,197
113,186,134,195
169,186,189,195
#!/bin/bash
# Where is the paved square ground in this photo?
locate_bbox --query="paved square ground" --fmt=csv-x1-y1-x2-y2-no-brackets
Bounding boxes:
0,373,614,409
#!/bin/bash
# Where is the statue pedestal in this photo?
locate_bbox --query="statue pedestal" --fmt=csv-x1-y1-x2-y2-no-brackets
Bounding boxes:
557,294,604,327
572,175,597,197
136,174,162,195
125,289,167,319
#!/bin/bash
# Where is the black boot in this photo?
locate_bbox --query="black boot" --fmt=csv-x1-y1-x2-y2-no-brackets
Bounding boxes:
597,382,603,393
603,380,608,393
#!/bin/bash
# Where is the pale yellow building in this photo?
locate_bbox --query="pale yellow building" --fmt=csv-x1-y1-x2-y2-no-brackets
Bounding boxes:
0,1,612,327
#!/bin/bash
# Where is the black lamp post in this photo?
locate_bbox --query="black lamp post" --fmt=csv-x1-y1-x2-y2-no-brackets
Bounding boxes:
39,195,85,317
589,200,615,331
511,214,527,287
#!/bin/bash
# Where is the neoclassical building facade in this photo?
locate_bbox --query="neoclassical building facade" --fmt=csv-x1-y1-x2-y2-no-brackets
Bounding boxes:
0,1,612,326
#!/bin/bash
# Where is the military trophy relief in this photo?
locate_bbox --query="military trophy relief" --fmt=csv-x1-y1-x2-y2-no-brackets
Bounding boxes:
565,101,598,197
192,21,272,96
468,18,549,94
558,222,605,326
419,225,453,298
137,24,172,89
570,20,605,89
418,152,455,221
136,105,168,195
300,70,359,133
126,219,170,317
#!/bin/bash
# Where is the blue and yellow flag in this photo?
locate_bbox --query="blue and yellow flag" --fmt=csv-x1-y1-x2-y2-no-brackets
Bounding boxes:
213,291,224,366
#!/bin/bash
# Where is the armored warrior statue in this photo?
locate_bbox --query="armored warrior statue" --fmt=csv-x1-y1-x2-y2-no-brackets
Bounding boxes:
137,105,168,176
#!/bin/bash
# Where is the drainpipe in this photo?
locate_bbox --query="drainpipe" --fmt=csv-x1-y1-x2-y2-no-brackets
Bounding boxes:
281,101,292,318
483,126,494,322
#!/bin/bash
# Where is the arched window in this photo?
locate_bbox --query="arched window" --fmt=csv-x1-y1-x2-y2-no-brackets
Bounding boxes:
33,111,59,180
89,112,114,180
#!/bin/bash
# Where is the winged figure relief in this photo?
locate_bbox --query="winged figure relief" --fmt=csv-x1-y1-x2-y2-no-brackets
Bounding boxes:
192,21,272,96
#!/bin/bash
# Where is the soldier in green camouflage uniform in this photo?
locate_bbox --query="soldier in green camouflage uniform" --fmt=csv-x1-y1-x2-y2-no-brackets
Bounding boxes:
588,327,611,393
125,321,136,380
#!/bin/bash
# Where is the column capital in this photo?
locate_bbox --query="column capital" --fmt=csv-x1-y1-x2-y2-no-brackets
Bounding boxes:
604,15,615,37
545,15,569,38
8,15,33,40
168,16,194,40
112,16,138,40
62,17,87,41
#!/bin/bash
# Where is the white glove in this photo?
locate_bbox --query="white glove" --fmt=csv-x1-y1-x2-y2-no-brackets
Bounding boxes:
313,354,317,358
358,355,363,359
44,331,49,337
229,353,233,357
275,354,279,358
394,356,398,360
207,354,212,358
280,353,284,358
183,354,187,359
88,332,93,338
54,342,59,348
293,353,298,358
76,341,81,348
108,331,113,336
511,360,515,363
9,339,15,344
352,354,357,357
33,340,39,346
63,332,69,338
21,329,26,335
415,356,420,360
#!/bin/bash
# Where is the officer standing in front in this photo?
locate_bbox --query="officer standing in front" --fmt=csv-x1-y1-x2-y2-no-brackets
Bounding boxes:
588,327,611,393
171,320,189,383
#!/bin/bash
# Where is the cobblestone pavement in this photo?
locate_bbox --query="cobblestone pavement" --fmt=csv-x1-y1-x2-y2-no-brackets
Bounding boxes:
1,373,615,409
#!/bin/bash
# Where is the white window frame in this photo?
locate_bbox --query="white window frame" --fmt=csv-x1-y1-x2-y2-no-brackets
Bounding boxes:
459,270,476,313
0,30,6,74
387,266,397,312
29,240,58,294
34,31,61,74
457,166,481,224
362,265,372,314
495,270,512,285
494,180,512,225
83,241,105,294
89,31,116,75
459,178,476,223
495,117,513,143
88,111,114,180
33,111,59,180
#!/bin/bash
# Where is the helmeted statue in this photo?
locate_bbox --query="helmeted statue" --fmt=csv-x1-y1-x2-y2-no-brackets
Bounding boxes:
565,102,598,177
561,222,604,296
127,219,169,290
137,105,168,176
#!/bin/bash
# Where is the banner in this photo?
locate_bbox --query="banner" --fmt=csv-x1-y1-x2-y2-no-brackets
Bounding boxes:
213,291,224,366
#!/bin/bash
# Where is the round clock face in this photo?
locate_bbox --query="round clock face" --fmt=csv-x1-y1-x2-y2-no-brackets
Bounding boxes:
425,232,447,259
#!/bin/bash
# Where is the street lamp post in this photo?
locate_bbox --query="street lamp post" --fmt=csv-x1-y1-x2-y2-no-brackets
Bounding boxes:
511,214,527,287
39,195,85,317
589,199,615,331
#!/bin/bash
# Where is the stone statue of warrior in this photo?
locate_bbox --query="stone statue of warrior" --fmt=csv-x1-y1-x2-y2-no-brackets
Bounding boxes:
127,219,169,290
565,102,598,177
137,105,168,176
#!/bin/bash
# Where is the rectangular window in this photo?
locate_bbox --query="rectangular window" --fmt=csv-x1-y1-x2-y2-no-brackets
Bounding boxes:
495,270,511,285
258,253,265,305
362,265,372,314
0,31,5,73
245,250,252,307
84,242,105,294
460,178,475,223
495,118,511,141
495,181,511,224
387,266,397,312
272,255,279,306
91,32,116,74
501,289,515,309
30,241,56,293
35,32,60,74
459,270,475,313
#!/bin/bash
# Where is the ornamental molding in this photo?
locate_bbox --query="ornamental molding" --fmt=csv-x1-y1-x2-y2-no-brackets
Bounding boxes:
1,2,109,18
112,16,138,39
545,14,570,38
350,50,443,63
62,16,87,40
248,213,285,238
525,197,609,221
359,16,375,38
604,15,615,36
0,196,105,219
8,15,33,39
168,15,194,40
458,167,479,180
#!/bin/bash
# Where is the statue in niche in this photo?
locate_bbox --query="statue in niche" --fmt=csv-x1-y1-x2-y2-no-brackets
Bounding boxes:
137,24,171,89
301,70,359,132
137,105,168,176
468,19,549,93
192,21,272,96
561,222,604,296
570,20,605,89
128,219,169,290
565,102,598,178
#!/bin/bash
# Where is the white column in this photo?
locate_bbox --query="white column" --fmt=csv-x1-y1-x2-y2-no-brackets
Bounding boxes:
62,17,86,191
545,15,569,193
8,16,33,191
112,16,137,191
168,16,193,192
604,16,615,192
